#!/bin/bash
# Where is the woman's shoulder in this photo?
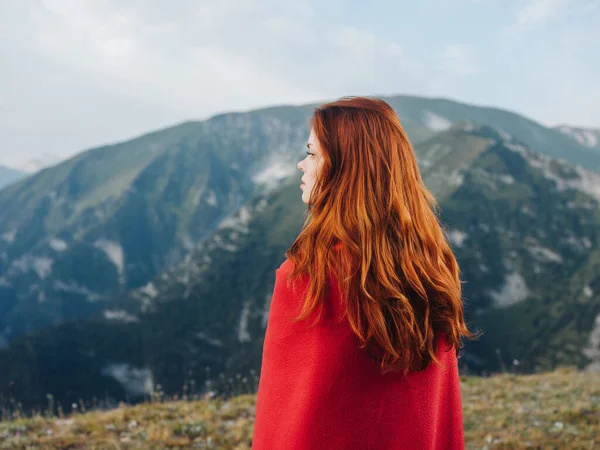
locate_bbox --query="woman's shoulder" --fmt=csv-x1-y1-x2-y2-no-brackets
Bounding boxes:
276,258,293,274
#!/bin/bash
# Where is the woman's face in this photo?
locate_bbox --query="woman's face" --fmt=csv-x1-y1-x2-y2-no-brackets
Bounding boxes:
297,128,324,205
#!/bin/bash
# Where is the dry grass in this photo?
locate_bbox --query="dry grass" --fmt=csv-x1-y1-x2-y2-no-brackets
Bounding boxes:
1,366,598,449
460,366,599,449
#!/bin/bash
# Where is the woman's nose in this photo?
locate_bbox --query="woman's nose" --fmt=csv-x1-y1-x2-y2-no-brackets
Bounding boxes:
297,161,304,171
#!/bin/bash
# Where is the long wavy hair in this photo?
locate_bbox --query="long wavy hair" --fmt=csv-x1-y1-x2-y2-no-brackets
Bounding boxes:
285,96,481,376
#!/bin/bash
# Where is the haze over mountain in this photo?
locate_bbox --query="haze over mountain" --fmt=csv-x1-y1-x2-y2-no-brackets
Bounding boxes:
17,153,63,175
0,166,25,190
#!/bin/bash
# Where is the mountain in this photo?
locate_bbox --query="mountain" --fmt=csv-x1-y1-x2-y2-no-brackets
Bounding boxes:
0,103,435,345
2,122,253,342
414,123,600,373
0,166,25,190
385,96,600,172
122,122,600,377
1,121,599,411
2,95,599,346
2,94,599,348
555,125,600,153
0,179,305,410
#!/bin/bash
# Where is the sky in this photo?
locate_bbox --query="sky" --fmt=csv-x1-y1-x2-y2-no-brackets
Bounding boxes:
1,0,599,169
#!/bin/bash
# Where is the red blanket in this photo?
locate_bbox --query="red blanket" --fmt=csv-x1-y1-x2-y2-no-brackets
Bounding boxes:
252,258,465,450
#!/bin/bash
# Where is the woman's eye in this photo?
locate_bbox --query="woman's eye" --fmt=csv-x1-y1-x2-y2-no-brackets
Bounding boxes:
306,151,314,158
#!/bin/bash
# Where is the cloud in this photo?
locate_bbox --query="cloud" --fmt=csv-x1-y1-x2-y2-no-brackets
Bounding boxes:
508,0,572,31
440,44,480,76
0,0,437,167
0,0,598,168
583,0,600,9
24,0,426,115
517,0,570,27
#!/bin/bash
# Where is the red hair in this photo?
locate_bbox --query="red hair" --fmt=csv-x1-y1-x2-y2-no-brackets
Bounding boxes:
285,96,480,375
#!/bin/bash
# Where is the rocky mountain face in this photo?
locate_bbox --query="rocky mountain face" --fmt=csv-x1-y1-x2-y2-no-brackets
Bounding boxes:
0,96,599,412
416,124,600,373
386,96,600,171
555,125,600,153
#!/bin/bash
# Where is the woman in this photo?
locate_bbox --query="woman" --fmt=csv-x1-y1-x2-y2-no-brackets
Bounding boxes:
252,97,480,450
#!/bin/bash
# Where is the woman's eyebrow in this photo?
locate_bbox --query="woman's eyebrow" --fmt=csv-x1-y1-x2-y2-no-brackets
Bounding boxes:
306,143,312,149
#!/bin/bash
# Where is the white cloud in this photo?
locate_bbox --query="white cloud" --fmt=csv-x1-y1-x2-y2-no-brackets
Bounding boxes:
25,1,424,112
515,0,571,29
584,0,600,9
505,0,598,32
440,44,479,76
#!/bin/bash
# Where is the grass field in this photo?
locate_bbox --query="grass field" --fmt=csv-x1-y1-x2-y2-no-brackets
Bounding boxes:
1,366,598,449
